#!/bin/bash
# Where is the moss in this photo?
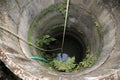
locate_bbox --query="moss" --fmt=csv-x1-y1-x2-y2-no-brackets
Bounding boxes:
28,4,58,43
37,15,64,35
50,23,71,30
92,16,103,57
57,3,66,17
85,12,103,57
28,3,67,43
28,2,74,44
28,3,68,54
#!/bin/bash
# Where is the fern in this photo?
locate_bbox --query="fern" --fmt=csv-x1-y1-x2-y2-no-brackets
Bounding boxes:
51,57,76,72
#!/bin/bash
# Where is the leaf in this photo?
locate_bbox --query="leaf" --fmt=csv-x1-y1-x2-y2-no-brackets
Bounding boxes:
44,35,50,38
51,57,76,72
34,35,56,47
50,38,56,41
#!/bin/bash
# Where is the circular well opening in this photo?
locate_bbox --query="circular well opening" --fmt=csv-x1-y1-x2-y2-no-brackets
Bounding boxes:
45,27,86,64
28,3,102,73
35,26,87,72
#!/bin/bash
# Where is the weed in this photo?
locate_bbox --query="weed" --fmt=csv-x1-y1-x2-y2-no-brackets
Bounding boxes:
50,23,71,30
48,48,97,72
74,48,97,71
35,35,56,47
30,35,56,62
50,57,76,72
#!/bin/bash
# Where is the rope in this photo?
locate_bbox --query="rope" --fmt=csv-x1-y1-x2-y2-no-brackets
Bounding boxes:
61,0,70,52
0,26,61,52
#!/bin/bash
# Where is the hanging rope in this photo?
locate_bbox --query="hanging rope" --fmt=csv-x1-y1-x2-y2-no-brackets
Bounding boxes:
61,0,70,52
0,26,61,52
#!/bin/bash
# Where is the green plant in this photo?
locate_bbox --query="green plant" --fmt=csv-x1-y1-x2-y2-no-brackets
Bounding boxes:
28,4,99,72
35,35,56,47
50,57,76,72
85,12,102,36
77,29,83,34
75,48,97,71
79,53,97,68
50,23,71,30
86,12,103,57
28,3,67,45
58,3,66,17
28,3,71,44
34,34,56,55
30,35,56,62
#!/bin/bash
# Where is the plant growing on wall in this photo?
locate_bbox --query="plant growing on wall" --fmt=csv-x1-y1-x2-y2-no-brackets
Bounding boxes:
74,48,97,71
58,3,66,17
31,38,97,72
35,35,56,48
50,57,76,72
30,35,56,62
79,53,97,68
